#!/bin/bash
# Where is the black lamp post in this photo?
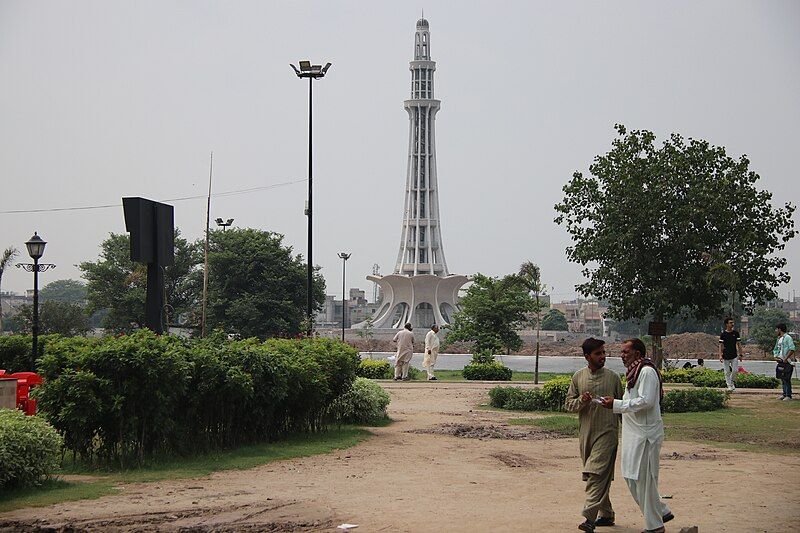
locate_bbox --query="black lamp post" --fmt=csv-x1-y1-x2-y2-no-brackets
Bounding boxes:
16,232,55,358
215,217,234,231
338,252,351,342
291,60,332,336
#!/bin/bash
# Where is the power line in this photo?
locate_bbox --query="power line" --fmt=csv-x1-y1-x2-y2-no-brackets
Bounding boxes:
0,178,307,215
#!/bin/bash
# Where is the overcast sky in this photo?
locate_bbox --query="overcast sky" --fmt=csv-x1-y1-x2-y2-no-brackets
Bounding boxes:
1,1,798,303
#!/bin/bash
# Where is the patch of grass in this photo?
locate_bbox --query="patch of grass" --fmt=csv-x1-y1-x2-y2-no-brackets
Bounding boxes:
508,414,579,437
0,426,374,513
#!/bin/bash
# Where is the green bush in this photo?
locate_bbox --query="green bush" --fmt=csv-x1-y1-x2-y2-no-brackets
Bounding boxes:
0,409,63,490
488,376,570,411
328,377,391,423
33,331,360,466
539,377,571,411
471,349,496,365
661,388,728,413
357,359,392,379
462,362,512,381
661,368,696,383
0,334,61,373
687,369,778,389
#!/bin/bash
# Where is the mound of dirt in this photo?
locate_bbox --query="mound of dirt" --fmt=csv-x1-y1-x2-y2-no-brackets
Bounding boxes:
663,332,719,357
407,423,563,441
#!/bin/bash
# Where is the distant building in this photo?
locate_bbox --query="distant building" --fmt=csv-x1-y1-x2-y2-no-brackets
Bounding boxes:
551,299,608,336
0,291,33,318
316,288,382,329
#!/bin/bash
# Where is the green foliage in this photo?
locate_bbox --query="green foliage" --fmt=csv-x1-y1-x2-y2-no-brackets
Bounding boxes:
356,316,376,352
661,368,695,383
750,306,791,353
328,377,391,424
0,334,61,373
554,124,796,324
445,273,535,353
488,376,572,411
205,228,326,338
33,331,359,467
80,231,201,333
462,362,512,381
15,301,90,337
0,409,63,490
471,349,495,365
661,388,728,413
357,359,392,379
0,246,19,334
39,279,88,304
541,309,568,331
662,367,779,388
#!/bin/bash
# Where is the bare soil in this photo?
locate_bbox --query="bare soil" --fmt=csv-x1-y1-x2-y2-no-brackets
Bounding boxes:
1,382,797,532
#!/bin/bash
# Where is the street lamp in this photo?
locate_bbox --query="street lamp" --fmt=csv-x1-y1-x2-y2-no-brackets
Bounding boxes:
215,217,234,231
15,232,55,358
291,60,332,336
338,252,351,342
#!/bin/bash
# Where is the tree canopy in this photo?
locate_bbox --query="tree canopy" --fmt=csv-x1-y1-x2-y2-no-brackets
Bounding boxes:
40,279,88,303
541,308,569,331
554,124,796,326
204,228,326,338
749,306,791,354
16,301,91,336
445,274,535,353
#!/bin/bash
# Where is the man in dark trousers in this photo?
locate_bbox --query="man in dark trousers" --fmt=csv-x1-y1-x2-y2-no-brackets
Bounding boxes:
565,338,624,532
719,318,743,392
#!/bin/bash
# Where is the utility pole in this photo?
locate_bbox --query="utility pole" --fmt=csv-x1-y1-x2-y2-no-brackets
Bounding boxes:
201,152,213,337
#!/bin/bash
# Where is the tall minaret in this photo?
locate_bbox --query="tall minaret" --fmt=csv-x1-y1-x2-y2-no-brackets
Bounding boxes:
362,17,467,330
395,17,449,277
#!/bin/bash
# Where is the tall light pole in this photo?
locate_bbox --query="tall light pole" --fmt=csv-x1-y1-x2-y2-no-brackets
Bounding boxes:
291,60,331,336
16,233,55,358
338,252,351,342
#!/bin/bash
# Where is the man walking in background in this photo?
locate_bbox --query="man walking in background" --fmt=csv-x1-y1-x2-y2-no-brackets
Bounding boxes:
600,338,673,533
423,324,441,380
565,338,623,532
774,323,796,401
719,317,743,392
392,322,415,381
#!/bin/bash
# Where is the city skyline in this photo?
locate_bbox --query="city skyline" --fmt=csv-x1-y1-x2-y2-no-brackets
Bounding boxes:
1,1,798,302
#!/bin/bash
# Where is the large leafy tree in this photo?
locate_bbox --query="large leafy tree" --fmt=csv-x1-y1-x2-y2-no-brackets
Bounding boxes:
555,125,796,363
16,300,91,336
541,308,568,331
749,306,791,354
204,228,325,338
80,231,201,333
40,279,88,303
0,246,19,333
445,274,535,354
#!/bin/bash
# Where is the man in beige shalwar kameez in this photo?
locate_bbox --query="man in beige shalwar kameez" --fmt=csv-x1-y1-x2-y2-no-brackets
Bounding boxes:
392,323,414,381
565,337,624,532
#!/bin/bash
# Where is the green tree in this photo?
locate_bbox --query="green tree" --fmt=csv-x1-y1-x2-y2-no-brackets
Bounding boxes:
517,262,547,383
40,279,88,303
749,306,791,354
204,228,325,338
16,300,91,336
555,125,796,365
0,246,19,333
80,231,201,333
356,315,376,355
445,274,535,354
541,308,569,331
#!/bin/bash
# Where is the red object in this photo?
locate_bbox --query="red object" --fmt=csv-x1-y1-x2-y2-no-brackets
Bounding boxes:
0,372,44,415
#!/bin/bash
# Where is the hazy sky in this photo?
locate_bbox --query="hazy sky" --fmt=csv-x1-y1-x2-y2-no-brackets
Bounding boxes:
1,1,798,302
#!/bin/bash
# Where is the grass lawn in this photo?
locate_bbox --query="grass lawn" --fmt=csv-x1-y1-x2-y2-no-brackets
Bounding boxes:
0,426,374,513
499,395,799,455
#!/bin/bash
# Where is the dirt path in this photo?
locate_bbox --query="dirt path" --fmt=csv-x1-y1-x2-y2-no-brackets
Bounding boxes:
2,382,798,532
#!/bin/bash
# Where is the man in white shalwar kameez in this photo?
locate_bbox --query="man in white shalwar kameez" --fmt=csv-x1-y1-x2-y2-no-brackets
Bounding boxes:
600,338,674,533
423,324,440,380
392,323,415,381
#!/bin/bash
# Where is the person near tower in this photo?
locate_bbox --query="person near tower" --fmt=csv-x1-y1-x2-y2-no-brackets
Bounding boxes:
565,338,623,532
599,338,674,533
423,324,441,380
392,323,415,381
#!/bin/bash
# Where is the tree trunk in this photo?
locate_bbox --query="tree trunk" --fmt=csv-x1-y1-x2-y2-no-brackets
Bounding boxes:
652,312,664,368
535,313,541,384
0,271,4,333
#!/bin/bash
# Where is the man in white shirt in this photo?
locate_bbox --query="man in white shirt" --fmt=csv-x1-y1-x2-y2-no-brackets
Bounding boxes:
423,324,441,381
600,338,673,533
392,323,415,381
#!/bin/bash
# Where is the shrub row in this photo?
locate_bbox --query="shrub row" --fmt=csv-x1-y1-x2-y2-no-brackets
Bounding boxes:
33,331,360,466
357,359,392,379
0,409,63,490
462,362,512,381
490,380,728,414
488,377,572,411
0,334,63,373
662,368,778,389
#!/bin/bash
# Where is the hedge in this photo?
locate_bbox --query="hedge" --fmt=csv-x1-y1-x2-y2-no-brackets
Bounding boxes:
0,334,64,373
32,331,360,466
662,368,778,389
328,377,390,423
462,362,512,381
357,359,392,379
661,388,728,413
0,409,63,490
488,376,571,411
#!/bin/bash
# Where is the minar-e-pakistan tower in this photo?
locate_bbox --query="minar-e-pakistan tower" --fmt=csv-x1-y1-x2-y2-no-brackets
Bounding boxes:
366,17,468,329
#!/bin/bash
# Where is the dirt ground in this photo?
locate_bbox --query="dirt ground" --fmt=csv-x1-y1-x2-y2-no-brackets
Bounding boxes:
2,382,798,532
